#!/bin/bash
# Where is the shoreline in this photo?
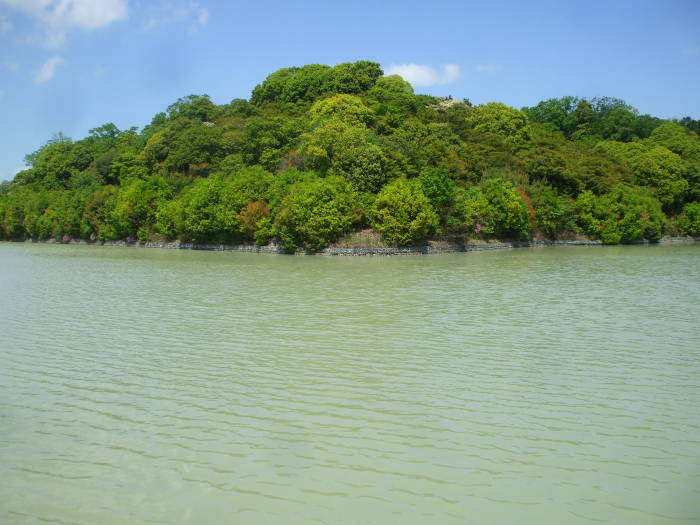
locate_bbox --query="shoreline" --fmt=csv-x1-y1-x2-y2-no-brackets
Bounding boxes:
3,236,699,255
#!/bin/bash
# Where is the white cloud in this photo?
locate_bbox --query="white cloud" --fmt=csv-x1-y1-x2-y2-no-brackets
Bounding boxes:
384,63,461,87
475,64,503,73
33,55,64,83
2,59,18,71
92,64,110,77
142,1,208,32
0,0,128,47
0,11,13,33
197,7,208,26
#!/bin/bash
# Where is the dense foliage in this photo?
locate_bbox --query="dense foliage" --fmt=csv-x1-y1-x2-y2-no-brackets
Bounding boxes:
2,61,699,251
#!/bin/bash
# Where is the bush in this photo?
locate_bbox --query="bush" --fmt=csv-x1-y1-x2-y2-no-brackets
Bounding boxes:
274,176,358,251
574,186,665,243
370,178,438,245
527,183,575,239
457,179,530,239
676,202,700,235
418,167,456,224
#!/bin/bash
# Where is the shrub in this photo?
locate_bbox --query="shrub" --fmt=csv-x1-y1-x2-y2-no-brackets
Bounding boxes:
458,179,529,239
370,178,438,245
574,185,665,243
676,202,700,236
527,183,575,239
274,176,357,251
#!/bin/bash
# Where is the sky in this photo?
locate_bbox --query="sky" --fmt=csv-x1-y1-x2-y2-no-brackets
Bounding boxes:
0,0,699,180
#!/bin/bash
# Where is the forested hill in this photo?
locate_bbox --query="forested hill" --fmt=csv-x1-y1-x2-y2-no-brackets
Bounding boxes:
1,60,699,251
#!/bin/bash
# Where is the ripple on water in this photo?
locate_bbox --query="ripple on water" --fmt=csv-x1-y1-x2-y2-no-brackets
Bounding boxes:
1,243,699,524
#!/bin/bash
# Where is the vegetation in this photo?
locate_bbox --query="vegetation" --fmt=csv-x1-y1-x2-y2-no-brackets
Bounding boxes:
1,61,699,251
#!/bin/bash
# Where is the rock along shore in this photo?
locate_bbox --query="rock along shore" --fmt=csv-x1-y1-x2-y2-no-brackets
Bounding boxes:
13,236,700,256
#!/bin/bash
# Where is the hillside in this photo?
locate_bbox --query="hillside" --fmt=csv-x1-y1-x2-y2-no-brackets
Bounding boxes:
1,60,699,250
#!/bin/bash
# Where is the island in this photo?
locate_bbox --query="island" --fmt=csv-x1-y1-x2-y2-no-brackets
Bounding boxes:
1,61,699,253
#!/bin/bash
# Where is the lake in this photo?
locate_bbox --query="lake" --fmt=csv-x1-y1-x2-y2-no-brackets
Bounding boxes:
1,242,699,524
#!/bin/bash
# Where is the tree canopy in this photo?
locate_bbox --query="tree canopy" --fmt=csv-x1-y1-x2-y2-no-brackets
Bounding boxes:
2,61,699,251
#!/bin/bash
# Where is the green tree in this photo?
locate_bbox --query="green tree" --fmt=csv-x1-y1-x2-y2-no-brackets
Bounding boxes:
418,167,456,228
309,94,374,126
367,75,417,118
251,64,333,106
676,202,700,235
299,118,387,192
465,102,528,144
104,176,173,241
166,94,219,121
459,179,530,239
573,186,665,243
239,116,304,171
517,143,579,194
527,183,574,239
596,141,688,206
522,96,583,137
331,61,383,94
370,178,438,245
274,176,358,251
649,122,700,160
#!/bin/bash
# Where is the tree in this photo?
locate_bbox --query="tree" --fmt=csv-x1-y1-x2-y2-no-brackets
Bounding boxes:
166,94,218,121
274,176,358,251
103,176,173,241
676,202,700,235
299,118,388,192
481,178,530,239
522,96,582,137
23,139,94,189
527,183,574,239
456,179,530,239
465,102,528,144
650,122,700,160
370,178,438,245
1,61,698,250
219,165,275,221
89,123,121,142
331,61,383,94
418,167,455,227
595,140,688,207
251,64,333,106
517,144,579,194
309,94,374,126
238,201,270,240
573,186,665,244
239,116,304,171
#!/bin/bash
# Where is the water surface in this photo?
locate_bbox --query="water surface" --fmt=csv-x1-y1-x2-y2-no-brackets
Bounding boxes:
1,242,699,524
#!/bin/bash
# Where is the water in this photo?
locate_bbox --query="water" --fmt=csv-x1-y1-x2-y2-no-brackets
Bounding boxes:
1,242,699,524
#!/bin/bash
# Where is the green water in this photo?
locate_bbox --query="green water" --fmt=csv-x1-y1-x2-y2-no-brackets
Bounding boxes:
1,242,699,524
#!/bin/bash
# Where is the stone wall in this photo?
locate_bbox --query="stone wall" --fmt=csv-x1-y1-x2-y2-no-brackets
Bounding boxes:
17,236,699,255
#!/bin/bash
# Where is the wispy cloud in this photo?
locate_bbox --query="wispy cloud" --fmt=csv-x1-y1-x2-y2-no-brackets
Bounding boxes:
142,1,208,32
384,63,461,87
0,11,12,34
0,0,129,47
1,59,18,71
92,64,111,77
34,55,65,84
475,64,503,73
197,7,208,26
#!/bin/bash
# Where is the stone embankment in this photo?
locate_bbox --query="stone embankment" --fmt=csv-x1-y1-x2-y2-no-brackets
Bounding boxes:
18,236,699,255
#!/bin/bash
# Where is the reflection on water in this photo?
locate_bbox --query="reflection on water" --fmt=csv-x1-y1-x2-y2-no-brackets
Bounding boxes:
1,243,699,524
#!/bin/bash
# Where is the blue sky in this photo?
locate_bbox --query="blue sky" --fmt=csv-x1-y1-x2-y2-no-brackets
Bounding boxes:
1,0,699,180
